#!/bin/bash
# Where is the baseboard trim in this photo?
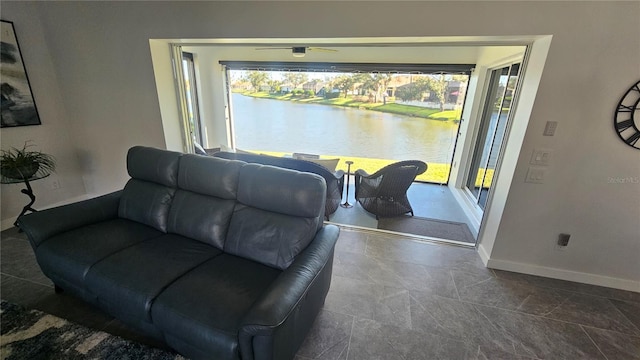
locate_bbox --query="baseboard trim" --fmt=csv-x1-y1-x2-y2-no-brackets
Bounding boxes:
1,194,90,231
486,257,640,293
477,243,491,266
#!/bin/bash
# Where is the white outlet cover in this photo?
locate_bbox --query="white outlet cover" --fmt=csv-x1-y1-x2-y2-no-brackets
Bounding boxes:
530,148,553,166
525,166,546,184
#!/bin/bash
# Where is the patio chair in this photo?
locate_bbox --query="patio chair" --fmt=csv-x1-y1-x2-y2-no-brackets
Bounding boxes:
354,160,427,219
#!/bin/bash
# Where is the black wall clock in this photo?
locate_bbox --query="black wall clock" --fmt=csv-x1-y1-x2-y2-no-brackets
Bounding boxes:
614,80,640,150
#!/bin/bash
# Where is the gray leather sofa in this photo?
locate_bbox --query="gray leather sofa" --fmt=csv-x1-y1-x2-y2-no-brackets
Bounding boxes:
18,146,339,360
213,152,344,220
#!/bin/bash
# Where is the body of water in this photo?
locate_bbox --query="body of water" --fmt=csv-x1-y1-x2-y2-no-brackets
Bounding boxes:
232,93,461,164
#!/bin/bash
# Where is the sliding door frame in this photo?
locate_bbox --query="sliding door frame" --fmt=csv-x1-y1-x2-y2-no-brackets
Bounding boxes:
450,51,528,237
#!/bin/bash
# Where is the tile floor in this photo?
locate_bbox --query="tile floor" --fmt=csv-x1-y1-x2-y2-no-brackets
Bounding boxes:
2,226,639,359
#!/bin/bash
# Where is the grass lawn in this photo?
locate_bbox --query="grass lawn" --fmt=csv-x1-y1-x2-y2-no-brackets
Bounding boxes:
254,150,450,184
239,91,461,121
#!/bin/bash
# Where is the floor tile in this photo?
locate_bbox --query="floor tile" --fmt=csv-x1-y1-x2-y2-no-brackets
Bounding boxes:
348,317,475,360
0,274,53,308
451,269,494,291
383,260,459,299
493,269,640,303
324,275,412,329
610,299,640,332
3,224,639,360
333,250,459,299
334,229,368,255
544,293,640,336
0,237,52,286
455,274,573,316
476,305,606,359
409,290,518,354
333,251,402,287
297,310,353,359
583,326,640,360
0,226,24,240
366,235,486,274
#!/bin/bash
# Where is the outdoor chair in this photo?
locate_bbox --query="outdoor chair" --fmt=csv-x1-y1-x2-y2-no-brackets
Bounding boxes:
354,160,428,219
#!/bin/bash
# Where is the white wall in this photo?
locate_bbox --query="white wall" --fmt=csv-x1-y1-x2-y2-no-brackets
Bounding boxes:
2,1,638,290
0,2,87,229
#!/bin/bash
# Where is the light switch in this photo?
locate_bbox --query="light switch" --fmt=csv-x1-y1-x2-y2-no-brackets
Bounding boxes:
543,121,558,136
530,148,553,166
525,167,546,184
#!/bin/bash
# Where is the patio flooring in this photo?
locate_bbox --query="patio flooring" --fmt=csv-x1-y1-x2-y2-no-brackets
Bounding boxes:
329,177,477,244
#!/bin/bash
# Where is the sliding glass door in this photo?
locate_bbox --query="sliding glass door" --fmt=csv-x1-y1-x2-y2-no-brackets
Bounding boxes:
181,52,203,146
465,63,520,209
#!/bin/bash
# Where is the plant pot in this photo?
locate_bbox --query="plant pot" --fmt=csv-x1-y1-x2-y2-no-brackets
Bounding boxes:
1,163,40,180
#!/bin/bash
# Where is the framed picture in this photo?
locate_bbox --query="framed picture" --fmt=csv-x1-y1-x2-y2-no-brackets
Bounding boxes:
1,20,41,127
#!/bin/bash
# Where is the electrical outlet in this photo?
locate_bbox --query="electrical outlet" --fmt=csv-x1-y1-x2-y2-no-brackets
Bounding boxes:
556,233,571,250
525,167,546,184
530,148,553,166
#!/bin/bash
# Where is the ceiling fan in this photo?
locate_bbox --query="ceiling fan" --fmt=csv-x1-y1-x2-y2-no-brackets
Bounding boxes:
255,46,338,57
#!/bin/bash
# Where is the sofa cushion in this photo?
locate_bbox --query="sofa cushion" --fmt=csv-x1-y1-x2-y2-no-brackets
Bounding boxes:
225,206,319,270
126,146,181,187
118,179,175,232
84,234,221,324
236,164,325,219
177,154,243,199
34,219,162,289
152,254,281,360
167,190,235,249
165,155,244,248
224,164,325,270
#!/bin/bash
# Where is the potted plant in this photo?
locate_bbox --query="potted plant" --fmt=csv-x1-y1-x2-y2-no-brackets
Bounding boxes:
0,141,56,181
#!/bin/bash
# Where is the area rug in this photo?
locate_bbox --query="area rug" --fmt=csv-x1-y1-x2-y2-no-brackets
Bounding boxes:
0,300,185,359
377,216,476,244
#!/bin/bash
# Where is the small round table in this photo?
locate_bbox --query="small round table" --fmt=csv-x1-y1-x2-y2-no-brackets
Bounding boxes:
340,161,354,208
1,173,50,227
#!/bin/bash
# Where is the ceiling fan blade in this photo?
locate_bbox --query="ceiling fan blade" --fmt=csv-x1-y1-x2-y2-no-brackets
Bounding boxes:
308,47,338,52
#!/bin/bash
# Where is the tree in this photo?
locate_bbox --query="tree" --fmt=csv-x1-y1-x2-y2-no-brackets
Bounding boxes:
352,73,372,95
267,79,281,93
334,74,355,97
422,75,446,111
246,71,269,92
372,74,393,103
321,76,337,98
283,73,308,90
423,74,467,111
357,74,377,100
395,83,423,102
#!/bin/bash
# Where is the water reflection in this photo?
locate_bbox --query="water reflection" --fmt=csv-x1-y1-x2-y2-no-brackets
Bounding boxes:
232,93,460,164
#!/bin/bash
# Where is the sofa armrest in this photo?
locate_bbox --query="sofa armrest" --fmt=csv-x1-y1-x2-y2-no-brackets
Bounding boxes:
239,224,339,360
17,191,122,249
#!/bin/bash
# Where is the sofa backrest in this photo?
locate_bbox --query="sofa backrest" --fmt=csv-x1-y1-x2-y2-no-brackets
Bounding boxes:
224,163,326,270
118,147,327,270
167,154,243,249
118,146,182,232
214,151,338,185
